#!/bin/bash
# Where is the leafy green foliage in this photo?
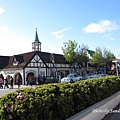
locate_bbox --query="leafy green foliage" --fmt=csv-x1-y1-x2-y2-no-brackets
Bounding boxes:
75,44,89,65
90,50,104,68
62,40,77,63
90,47,115,68
0,76,120,119
62,40,89,71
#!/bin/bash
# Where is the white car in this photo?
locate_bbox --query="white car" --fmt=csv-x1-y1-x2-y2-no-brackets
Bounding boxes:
84,73,99,79
61,74,83,83
98,74,109,77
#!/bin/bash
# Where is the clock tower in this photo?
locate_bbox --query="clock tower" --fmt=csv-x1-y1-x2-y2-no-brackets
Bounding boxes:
32,28,41,51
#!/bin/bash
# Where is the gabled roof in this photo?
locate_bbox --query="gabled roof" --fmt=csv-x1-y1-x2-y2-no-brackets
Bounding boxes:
51,53,68,64
3,51,36,70
0,56,10,69
1,51,68,70
87,49,95,58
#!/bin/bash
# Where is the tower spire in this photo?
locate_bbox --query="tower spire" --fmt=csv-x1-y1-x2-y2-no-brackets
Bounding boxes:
35,28,39,42
32,28,41,51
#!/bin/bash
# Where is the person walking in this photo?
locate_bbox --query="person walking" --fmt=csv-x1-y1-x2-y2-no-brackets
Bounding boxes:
34,76,36,85
43,75,46,84
10,76,13,89
4,79,9,89
1,74,4,85
26,76,28,86
16,76,21,88
0,77,3,89
58,74,61,83
29,76,34,86
38,75,41,85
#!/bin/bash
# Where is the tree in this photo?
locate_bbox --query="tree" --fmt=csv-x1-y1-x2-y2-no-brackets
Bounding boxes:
103,48,115,64
90,47,115,69
90,48,104,68
76,44,89,65
62,40,77,63
103,48,115,70
62,40,90,74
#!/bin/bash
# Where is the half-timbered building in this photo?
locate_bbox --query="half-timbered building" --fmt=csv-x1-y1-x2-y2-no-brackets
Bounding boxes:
0,29,70,85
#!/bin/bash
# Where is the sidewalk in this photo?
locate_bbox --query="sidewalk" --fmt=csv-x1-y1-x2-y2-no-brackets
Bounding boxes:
10,85,32,89
0,85,36,98
102,103,120,120
2,84,36,89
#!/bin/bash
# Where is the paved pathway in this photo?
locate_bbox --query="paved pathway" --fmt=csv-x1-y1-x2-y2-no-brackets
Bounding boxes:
0,85,36,98
102,103,120,120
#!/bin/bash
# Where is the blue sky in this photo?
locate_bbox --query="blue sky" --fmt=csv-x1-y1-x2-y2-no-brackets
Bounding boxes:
0,0,120,58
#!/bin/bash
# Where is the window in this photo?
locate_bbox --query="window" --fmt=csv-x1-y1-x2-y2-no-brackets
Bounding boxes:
40,71,45,75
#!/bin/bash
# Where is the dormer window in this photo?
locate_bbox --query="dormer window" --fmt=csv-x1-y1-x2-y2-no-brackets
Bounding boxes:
13,56,19,66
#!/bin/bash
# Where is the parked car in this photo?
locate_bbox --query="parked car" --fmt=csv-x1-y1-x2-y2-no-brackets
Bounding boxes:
98,74,109,77
96,68,106,74
61,73,83,83
83,73,99,79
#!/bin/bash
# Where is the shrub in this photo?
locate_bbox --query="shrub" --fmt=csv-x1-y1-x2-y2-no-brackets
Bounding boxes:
0,76,120,119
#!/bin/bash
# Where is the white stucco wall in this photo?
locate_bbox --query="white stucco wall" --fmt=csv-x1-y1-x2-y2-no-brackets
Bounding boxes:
25,68,47,77
3,69,23,79
25,68,38,78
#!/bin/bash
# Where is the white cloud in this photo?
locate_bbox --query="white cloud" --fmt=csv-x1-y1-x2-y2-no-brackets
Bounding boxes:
0,7,5,15
55,34,64,39
102,33,115,41
42,44,63,54
51,27,71,39
0,30,31,56
0,24,8,34
0,31,63,56
82,20,118,34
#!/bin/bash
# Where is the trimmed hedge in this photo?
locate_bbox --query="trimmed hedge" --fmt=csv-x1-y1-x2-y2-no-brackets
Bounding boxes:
0,76,120,120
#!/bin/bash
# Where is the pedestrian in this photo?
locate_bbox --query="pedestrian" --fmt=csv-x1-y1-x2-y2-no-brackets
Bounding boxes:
28,75,30,85
29,76,34,86
0,74,4,85
10,76,13,89
37,75,41,85
58,74,61,83
16,76,21,88
34,76,36,85
39,75,42,85
0,77,3,89
43,75,46,84
59,74,61,83
4,79,9,89
40,75,43,84
26,77,28,86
